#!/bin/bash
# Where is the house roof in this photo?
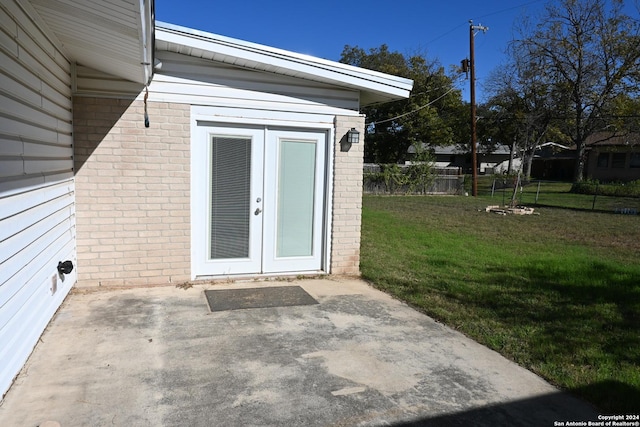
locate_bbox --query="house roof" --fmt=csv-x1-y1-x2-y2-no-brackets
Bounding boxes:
28,0,154,84
409,143,512,156
155,22,414,106
537,142,571,151
585,132,640,148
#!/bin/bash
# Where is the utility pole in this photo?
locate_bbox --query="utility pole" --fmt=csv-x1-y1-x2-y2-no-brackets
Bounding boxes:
468,20,488,197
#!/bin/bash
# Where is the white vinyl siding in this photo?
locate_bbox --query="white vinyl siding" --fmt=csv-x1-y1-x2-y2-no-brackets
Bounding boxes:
155,23,413,106
73,64,143,98
74,51,362,117
150,51,361,115
0,0,76,399
0,0,73,191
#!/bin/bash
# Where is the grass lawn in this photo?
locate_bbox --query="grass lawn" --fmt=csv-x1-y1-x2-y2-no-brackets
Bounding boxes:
486,179,640,212
360,194,640,414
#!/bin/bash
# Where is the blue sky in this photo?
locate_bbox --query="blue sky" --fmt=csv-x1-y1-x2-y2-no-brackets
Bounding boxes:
154,0,551,102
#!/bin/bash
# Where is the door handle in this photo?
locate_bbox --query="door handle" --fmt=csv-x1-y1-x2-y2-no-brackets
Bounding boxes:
254,207,262,215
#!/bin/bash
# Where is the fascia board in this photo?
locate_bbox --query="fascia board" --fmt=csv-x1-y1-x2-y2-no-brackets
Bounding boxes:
156,22,413,100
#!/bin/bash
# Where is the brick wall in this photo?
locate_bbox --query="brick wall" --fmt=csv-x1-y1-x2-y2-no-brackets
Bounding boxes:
73,98,191,286
331,115,366,275
74,98,363,283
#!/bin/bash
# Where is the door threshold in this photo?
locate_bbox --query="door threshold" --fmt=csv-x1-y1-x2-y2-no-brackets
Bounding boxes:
193,271,327,284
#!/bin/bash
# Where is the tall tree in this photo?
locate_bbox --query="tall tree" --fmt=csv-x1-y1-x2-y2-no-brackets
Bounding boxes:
340,45,464,163
483,48,559,179
513,0,640,181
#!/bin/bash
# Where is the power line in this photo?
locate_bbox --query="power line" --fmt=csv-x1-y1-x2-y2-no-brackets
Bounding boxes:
423,0,546,48
364,78,464,108
473,0,546,21
424,22,467,46
363,87,445,108
366,86,458,126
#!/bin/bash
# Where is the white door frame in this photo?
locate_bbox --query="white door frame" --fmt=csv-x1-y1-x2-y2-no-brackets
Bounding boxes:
262,128,326,273
190,107,335,279
192,125,265,276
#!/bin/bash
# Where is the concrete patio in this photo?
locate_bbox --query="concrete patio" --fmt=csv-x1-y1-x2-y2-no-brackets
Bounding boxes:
0,277,599,426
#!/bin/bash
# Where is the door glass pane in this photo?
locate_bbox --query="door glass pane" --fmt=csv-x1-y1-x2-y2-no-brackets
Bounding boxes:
276,139,316,257
210,135,251,259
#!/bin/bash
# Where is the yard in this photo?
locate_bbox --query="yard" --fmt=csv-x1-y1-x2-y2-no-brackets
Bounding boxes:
360,194,640,414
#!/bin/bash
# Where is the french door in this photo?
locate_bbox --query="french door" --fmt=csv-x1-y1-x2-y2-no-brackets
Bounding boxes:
193,124,326,277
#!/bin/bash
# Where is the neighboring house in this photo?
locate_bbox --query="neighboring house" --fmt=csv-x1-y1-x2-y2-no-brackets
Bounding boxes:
409,143,514,174
531,142,575,181
0,0,413,399
584,133,640,182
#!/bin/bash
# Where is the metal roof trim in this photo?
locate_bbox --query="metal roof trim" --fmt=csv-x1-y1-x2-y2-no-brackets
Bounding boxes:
155,21,413,103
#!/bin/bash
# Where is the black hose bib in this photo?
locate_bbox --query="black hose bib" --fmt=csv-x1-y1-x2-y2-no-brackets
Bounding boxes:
57,260,74,275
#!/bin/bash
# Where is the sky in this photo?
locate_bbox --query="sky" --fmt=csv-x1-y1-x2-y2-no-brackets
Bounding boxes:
153,0,552,102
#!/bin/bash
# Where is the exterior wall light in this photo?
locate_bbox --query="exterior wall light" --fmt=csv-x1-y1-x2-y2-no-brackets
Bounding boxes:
347,128,360,144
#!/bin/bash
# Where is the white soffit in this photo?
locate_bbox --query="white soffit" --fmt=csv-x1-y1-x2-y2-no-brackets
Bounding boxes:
155,22,413,106
29,0,153,84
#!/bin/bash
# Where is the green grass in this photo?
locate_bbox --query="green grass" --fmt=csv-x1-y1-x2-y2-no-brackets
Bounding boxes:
361,194,640,414
477,178,640,212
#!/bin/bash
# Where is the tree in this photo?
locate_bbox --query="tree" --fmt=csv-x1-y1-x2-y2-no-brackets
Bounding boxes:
340,45,465,163
483,49,560,179
513,0,640,182
602,93,640,134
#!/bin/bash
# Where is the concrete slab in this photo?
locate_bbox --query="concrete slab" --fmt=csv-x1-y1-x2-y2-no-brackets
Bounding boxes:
0,277,598,426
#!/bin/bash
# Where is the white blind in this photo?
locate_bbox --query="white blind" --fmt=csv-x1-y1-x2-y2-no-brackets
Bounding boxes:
210,136,251,259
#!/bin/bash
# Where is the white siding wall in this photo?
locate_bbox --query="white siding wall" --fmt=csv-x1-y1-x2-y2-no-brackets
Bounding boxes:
74,64,143,98
0,0,76,399
150,51,361,115
73,50,362,116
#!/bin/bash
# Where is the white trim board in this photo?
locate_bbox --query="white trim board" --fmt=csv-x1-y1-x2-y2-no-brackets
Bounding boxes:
190,106,336,280
156,22,413,106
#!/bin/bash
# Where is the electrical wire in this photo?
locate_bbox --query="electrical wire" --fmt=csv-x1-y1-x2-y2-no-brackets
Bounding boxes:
365,85,457,108
144,86,150,128
473,0,546,21
366,86,457,126
364,74,467,108
361,1,549,126
423,0,546,48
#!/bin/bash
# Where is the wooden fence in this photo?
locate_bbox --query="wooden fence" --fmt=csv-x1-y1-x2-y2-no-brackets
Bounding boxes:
363,164,464,195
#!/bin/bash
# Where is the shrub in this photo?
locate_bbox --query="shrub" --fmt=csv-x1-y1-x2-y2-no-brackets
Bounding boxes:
363,158,436,195
571,180,600,195
571,180,640,197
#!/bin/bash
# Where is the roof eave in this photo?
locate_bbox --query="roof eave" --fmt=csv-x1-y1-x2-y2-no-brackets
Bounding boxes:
29,0,154,85
155,22,413,105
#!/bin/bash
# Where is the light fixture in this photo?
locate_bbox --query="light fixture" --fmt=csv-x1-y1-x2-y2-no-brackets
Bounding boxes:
347,128,360,144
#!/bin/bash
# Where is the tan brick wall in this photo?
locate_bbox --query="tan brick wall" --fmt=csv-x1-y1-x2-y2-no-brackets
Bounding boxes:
74,99,364,283
330,115,366,275
73,97,191,286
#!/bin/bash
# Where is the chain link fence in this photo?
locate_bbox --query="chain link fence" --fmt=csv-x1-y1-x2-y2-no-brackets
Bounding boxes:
364,165,639,215
476,177,640,214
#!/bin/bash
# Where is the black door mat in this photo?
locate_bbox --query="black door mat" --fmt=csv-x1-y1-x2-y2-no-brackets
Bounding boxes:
204,286,319,312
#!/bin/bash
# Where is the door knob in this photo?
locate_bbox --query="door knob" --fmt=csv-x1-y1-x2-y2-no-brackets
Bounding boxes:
254,208,262,215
